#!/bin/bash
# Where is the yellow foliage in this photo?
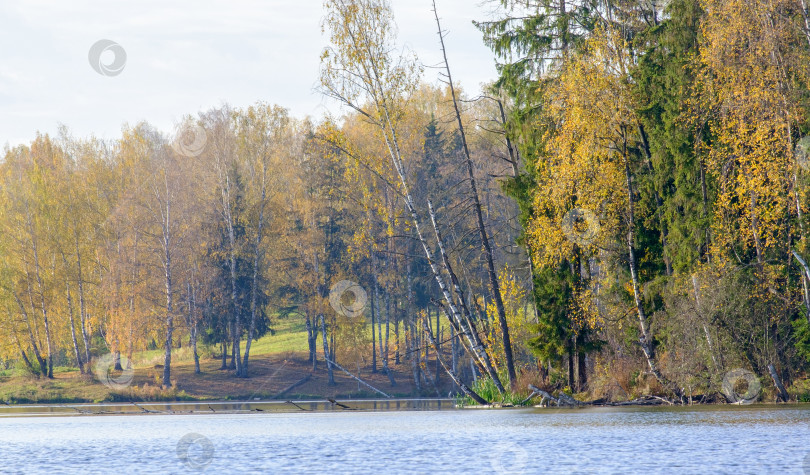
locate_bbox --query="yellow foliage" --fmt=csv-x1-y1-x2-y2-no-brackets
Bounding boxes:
485,267,534,370
528,27,634,268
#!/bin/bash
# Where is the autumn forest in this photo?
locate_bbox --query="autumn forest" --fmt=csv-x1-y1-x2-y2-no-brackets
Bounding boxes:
4,0,810,405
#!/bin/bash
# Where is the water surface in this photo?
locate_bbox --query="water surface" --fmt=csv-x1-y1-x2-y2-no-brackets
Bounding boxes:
1,404,808,473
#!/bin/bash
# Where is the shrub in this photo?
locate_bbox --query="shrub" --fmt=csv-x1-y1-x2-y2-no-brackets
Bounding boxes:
788,378,810,403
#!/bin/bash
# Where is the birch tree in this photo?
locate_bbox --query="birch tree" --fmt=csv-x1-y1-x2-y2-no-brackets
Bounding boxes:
320,0,505,396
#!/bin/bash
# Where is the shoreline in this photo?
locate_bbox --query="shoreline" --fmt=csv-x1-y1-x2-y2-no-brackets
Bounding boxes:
1,398,807,418
0,398,457,417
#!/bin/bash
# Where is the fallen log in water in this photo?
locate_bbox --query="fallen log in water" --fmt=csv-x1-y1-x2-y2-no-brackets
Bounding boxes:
527,384,583,407
524,385,560,406
285,400,309,411
524,385,675,407
557,391,585,406
609,396,673,406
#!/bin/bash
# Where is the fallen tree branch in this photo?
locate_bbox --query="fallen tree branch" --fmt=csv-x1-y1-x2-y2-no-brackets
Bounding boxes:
131,402,167,413
526,385,676,407
423,320,489,406
519,391,539,405
285,400,309,411
526,385,584,406
274,373,312,399
327,397,354,410
612,396,672,406
323,355,391,399
526,385,561,406
556,391,584,406
647,395,674,406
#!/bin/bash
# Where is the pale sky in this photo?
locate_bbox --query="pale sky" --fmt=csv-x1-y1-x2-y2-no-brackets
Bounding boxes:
0,0,500,147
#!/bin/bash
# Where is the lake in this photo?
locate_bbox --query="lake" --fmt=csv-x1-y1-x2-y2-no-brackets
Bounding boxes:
0,402,808,473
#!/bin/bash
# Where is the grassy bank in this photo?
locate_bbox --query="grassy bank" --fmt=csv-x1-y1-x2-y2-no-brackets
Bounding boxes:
0,316,458,404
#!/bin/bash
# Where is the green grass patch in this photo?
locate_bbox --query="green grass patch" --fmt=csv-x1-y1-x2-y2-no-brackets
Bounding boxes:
458,373,532,406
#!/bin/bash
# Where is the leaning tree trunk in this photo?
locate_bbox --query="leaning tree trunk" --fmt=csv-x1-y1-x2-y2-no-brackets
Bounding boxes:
768,364,790,402
365,86,505,391
326,12,505,395
428,201,505,393
423,321,487,405
384,111,503,391
622,132,679,398
432,1,516,388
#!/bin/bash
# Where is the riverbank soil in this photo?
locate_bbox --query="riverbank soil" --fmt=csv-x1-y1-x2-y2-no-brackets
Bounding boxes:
0,352,460,404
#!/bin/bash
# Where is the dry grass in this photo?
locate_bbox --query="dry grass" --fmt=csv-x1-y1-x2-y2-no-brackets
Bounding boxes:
0,350,463,404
